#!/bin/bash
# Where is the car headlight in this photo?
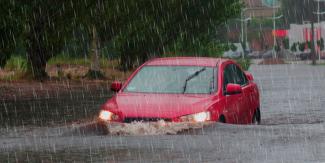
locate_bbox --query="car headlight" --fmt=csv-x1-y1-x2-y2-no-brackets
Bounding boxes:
99,110,119,121
180,111,211,122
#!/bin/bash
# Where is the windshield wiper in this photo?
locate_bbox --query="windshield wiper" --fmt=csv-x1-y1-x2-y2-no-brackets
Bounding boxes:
182,67,206,93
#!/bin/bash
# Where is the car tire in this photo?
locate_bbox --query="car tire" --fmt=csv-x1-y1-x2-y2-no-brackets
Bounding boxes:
252,108,261,125
219,115,226,123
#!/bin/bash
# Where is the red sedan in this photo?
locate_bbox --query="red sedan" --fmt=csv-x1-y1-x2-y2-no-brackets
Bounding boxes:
99,57,260,124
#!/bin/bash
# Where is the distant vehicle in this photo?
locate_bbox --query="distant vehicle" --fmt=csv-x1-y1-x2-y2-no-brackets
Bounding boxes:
299,52,311,60
98,57,261,124
223,43,244,58
320,51,325,59
261,50,274,59
248,51,261,59
291,49,312,60
223,50,242,58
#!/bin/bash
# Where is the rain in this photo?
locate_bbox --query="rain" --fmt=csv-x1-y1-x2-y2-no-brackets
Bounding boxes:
1,0,325,162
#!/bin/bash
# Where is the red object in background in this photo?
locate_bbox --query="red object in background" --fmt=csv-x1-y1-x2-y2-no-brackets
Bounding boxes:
110,81,122,92
304,28,310,41
272,29,288,37
99,57,261,124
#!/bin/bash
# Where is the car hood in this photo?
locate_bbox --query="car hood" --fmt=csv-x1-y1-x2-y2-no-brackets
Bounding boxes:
103,93,215,119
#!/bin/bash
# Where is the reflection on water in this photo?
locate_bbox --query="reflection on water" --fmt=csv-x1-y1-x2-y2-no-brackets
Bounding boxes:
0,89,110,128
0,147,183,162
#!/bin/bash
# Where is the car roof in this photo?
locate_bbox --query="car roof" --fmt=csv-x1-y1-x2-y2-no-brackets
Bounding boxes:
145,57,228,67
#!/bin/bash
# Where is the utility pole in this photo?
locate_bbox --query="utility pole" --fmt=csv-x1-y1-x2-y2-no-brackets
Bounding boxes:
238,8,251,59
270,0,282,59
268,14,283,59
273,0,276,58
311,21,317,65
313,0,325,61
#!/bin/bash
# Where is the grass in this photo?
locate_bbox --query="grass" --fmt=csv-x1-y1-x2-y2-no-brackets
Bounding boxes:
47,55,119,69
0,71,28,81
47,55,90,66
0,54,124,81
1,55,28,81
4,55,28,72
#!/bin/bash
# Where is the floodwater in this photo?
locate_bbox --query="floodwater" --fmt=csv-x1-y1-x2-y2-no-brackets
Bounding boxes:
1,64,325,162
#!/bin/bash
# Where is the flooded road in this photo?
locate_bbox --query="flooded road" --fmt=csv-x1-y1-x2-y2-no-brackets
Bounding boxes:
1,64,325,162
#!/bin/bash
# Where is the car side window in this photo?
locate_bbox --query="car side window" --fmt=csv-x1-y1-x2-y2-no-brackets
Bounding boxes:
233,65,248,86
223,64,248,93
223,64,235,93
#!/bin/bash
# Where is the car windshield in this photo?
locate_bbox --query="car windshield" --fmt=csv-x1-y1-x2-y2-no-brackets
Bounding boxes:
124,66,216,94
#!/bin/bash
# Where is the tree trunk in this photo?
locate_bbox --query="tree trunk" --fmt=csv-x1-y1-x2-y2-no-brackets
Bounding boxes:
26,25,49,80
27,49,48,79
85,25,104,79
311,21,316,65
90,25,100,72
120,51,134,72
0,52,10,68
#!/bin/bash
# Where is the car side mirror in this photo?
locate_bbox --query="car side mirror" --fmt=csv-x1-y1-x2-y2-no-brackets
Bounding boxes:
245,71,254,81
226,83,242,95
111,81,122,92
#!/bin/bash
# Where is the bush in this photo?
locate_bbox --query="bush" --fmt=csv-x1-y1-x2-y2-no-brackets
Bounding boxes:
4,55,28,72
47,54,114,69
317,38,324,51
230,44,237,52
298,42,305,51
47,54,90,66
290,43,297,52
283,38,289,49
235,58,251,71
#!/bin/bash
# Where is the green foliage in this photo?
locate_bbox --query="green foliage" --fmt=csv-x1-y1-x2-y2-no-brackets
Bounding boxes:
291,43,297,52
47,54,113,69
2,0,243,77
163,34,227,58
110,0,243,70
235,58,251,71
4,55,28,72
47,55,90,66
307,41,312,50
274,45,281,52
317,38,324,51
298,42,306,51
230,44,238,52
223,44,230,52
1,0,83,78
283,38,289,49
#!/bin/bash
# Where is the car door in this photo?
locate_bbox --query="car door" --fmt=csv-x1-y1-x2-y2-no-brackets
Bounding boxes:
222,64,243,124
232,64,252,124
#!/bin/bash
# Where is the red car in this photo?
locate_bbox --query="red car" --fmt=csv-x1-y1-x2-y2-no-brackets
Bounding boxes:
99,57,260,124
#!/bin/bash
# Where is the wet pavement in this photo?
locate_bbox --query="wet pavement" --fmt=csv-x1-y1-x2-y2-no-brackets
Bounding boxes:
1,64,325,162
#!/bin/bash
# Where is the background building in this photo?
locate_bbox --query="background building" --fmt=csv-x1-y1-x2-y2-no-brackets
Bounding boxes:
288,22,325,53
244,0,280,18
225,0,282,51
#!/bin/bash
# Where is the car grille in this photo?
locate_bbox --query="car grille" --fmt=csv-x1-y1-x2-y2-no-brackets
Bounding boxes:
124,117,171,123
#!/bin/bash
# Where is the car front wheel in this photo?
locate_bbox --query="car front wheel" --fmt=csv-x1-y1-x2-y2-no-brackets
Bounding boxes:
252,108,261,125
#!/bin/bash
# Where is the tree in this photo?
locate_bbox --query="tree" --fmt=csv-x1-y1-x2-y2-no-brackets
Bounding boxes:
291,43,297,52
317,38,324,51
298,42,305,52
283,38,289,50
2,1,81,79
2,0,242,78
0,1,21,67
111,0,243,70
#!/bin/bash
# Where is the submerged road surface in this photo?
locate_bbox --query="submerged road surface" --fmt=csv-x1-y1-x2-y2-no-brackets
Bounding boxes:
1,64,325,162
